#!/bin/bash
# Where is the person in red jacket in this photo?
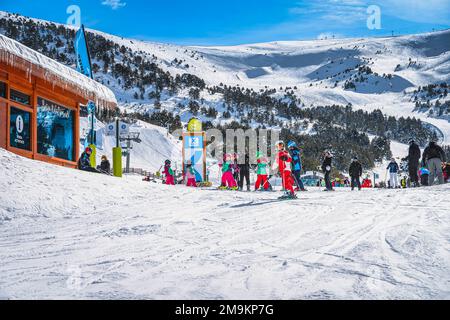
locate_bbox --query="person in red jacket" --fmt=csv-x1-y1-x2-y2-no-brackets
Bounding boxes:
272,141,296,199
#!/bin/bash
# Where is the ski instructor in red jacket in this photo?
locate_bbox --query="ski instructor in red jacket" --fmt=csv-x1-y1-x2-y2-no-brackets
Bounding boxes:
272,141,297,199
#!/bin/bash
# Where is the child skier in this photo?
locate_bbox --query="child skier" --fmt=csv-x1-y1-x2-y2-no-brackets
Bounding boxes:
272,141,296,199
255,151,270,191
185,161,197,187
419,166,430,186
287,140,307,191
220,154,238,190
163,159,175,185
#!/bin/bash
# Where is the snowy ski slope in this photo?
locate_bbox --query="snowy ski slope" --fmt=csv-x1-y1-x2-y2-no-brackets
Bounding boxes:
0,148,449,299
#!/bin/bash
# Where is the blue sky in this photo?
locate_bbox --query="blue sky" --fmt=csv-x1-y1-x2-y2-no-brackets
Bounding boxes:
2,0,449,45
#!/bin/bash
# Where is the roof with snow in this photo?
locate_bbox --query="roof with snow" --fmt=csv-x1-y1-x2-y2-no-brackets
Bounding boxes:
0,33,117,109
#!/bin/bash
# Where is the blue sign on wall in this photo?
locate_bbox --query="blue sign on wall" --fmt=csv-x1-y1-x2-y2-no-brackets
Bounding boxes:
184,135,205,182
9,107,31,151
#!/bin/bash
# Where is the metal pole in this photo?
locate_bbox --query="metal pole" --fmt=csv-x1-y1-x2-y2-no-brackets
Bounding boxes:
126,138,131,173
115,118,119,148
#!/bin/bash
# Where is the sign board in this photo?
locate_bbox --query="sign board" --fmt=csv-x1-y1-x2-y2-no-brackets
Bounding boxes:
183,132,206,182
105,121,130,136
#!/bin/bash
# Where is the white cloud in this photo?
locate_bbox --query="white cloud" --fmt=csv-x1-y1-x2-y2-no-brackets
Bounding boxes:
101,0,127,10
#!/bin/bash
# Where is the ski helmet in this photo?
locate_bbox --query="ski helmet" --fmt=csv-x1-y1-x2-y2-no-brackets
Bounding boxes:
256,151,263,159
85,147,92,154
287,140,297,149
165,159,171,165
275,140,285,146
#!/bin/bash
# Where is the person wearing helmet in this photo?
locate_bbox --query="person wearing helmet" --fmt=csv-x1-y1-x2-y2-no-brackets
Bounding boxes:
321,150,334,191
287,140,307,192
349,156,362,191
163,159,175,185
220,153,238,190
77,147,99,173
185,160,197,187
272,141,296,199
255,151,269,191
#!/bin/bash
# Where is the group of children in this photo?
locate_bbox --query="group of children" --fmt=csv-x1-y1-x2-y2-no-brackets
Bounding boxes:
161,140,303,200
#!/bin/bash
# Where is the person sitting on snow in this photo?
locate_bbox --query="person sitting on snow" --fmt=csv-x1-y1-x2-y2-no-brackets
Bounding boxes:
272,141,296,199
77,147,100,173
185,161,197,187
163,159,175,185
221,154,238,190
97,155,111,174
255,151,270,191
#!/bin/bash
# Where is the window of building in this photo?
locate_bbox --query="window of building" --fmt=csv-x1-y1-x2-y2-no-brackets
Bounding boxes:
10,89,31,106
37,97,75,161
0,82,6,99
9,106,31,151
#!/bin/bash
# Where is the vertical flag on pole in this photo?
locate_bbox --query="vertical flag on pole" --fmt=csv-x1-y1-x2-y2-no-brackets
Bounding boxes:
74,25,93,79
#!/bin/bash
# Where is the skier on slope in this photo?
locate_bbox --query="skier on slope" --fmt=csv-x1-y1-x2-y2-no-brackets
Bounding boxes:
220,154,238,190
163,159,175,185
185,161,197,187
255,151,270,191
349,156,362,191
404,139,421,187
421,140,446,185
238,153,251,191
386,158,400,188
272,141,296,199
231,153,240,187
287,140,307,191
321,150,334,191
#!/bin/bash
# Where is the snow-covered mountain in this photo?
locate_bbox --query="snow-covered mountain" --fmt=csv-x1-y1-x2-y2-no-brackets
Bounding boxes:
1,11,449,172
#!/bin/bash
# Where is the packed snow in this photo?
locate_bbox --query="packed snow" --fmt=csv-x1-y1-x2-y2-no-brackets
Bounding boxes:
0,148,449,299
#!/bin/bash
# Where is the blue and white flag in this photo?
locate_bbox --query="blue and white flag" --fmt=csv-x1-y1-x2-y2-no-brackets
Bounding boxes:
75,25,93,79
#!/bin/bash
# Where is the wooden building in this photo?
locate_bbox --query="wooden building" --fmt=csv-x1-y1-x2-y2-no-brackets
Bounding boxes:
0,34,117,168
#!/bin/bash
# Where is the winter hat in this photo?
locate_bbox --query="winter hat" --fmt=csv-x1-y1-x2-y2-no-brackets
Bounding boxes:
275,140,285,147
165,159,171,165
287,140,297,149
85,147,92,154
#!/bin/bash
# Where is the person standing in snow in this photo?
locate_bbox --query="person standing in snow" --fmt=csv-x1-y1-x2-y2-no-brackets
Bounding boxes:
255,151,270,191
238,153,251,191
321,151,334,191
231,153,240,187
272,141,296,199
349,156,362,191
386,158,400,188
421,140,446,185
221,154,238,190
163,159,175,185
287,141,307,191
405,140,421,187
185,161,197,187
77,147,100,173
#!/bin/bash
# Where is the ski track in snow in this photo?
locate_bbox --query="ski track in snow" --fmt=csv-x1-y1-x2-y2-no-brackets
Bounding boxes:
0,149,449,299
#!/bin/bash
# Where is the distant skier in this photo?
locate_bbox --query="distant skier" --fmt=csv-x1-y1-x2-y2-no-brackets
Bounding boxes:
255,151,269,191
272,141,296,199
287,141,307,191
386,158,399,188
221,154,238,190
321,150,334,191
405,140,421,187
163,159,175,185
231,153,240,187
422,140,446,185
349,156,362,191
238,153,251,191
77,147,99,173
185,161,197,187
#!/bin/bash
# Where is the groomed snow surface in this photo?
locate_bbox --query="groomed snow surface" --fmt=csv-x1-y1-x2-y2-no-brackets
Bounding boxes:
0,148,449,300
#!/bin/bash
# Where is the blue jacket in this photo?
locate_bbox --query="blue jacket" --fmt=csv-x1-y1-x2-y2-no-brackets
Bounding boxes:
78,152,91,170
387,161,399,173
289,147,302,172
